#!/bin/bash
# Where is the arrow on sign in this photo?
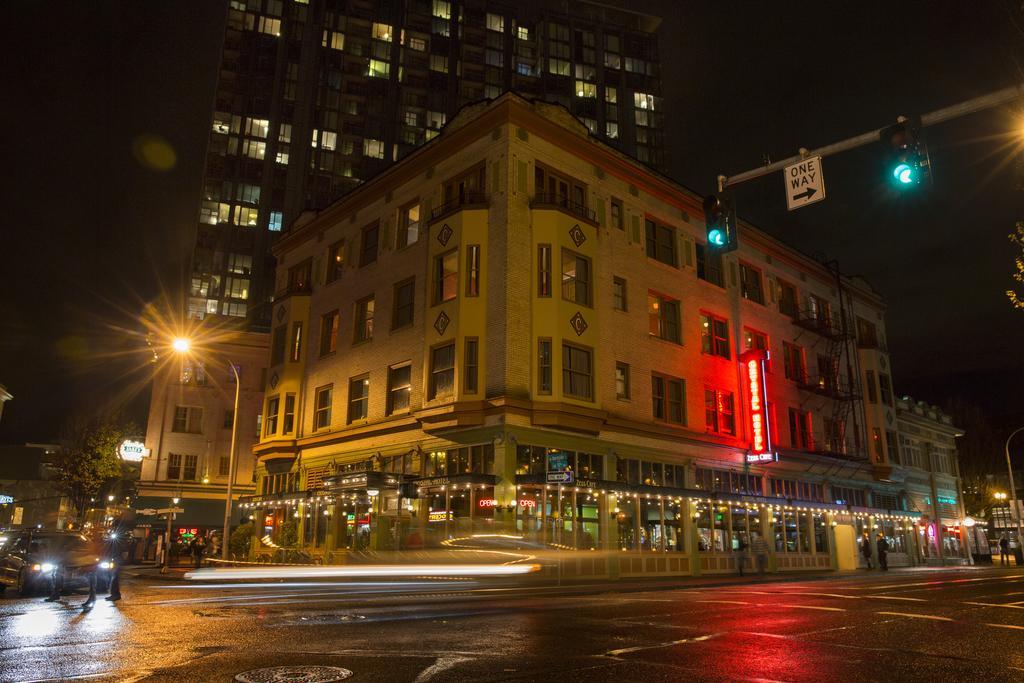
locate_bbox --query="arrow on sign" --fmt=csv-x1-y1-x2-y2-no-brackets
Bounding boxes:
792,187,817,201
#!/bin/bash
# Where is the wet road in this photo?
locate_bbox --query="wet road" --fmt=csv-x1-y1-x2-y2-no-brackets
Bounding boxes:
2,567,1024,682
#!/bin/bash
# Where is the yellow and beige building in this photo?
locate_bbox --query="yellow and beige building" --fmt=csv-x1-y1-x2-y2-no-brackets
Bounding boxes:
245,93,965,576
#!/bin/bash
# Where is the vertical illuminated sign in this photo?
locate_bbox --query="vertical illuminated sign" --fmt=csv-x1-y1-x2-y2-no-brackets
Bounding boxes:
740,349,777,463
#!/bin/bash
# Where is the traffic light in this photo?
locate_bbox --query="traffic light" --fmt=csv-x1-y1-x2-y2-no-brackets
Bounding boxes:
703,194,737,252
880,116,930,188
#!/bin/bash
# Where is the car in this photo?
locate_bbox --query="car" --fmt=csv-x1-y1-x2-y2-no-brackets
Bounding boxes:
0,531,115,597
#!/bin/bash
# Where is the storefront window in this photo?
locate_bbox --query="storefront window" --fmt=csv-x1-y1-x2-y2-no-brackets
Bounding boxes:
798,511,810,552
784,511,799,552
576,491,600,549
696,505,713,552
813,513,828,553
713,505,729,552
640,498,660,550
516,489,542,542
616,498,636,550
943,526,962,558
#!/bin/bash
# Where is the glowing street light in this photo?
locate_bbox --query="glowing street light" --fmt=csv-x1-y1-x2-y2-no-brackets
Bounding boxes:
172,337,190,353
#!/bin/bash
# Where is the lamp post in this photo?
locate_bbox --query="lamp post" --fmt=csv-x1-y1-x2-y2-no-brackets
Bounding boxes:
172,337,241,562
1005,427,1024,548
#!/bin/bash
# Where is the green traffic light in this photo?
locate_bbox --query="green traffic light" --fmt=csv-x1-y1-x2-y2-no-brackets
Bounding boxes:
893,163,914,184
708,228,725,246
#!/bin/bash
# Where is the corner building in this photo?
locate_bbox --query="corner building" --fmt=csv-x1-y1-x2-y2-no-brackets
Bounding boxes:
247,94,928,576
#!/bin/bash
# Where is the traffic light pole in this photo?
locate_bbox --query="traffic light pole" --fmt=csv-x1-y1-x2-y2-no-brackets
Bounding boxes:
717,83,1024,192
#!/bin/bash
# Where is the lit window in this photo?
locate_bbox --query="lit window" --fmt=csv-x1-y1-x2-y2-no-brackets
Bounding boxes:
575,81,597,98
517,26,530,41
354,296,374,343
368,59,390,78
648,293,681,344
257,16,280,36
372,22,392,41
432,0,450,19
605,87,618,104
548,58,570,76
364,139,385,159
227,253,252,274
397,202,420,248
704,388,735,435
560,249,590,306
407,35,426,51
486,13,504,32
225,277,249,300
634,92,656,111
434,250,458,304
268,211,283,232
426,111,446,129
314,386,332,430
430,54,448,73
700,313,731,359
242,140,266,160
245,118,270,138
233,206,259,227
212,112,231,134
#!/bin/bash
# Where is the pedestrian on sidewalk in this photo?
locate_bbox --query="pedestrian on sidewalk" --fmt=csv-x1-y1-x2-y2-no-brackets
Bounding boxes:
750,532,769,574
999,534,1010,565
860,532,873,569
876,532,889,571
736,534,749,576
193,534,206,569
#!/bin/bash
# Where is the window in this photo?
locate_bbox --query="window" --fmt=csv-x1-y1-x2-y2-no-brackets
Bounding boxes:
223,409,234,429
652,374,685,424
886,431,899,464
227,253,252,275
387,365,411,415
783,342,805,382
354,296,374,343
644,218,677,267
269,211,283,232
538,339,552,394
615,362,630,400
397,202,420,248
289,321,303,362
180,362,206,385
648,292,681,344
271,325,286,366
611,198,623,229
823,417,845,453
743,328,769,369
695,243,724,287
789,408,812,450
857,316,879,347
739,263,764,304
219,456,230,476
879,373,894,406
832,486,866,507
865,370,878,403
872,427,884,462
371,22,392,41
167,453,182,480
778,280,799,317
466,245,481,297
464,338,479,394
347,376,368,422
392,278,415,329
612,276,627,311
434,250,458,303
326,241,344,282
364,139,385,159
700,313,730,359
320,311,339,356
264,396,280,436
486,12,504,32
562,343,593,400
172,406,203,434
314,385,333,430
560,249,591,306
704,389,736,435
429,343,455,399
538,244,552,297
288,259,311,291
357,223,381,269
283,394,295,434
807,294,831,325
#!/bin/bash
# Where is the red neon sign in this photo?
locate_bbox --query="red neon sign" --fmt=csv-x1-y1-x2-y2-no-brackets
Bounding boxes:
478,498,497,508
740,349,775,462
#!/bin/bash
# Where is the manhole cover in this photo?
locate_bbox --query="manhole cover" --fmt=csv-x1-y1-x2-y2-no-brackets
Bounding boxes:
235,666,353,683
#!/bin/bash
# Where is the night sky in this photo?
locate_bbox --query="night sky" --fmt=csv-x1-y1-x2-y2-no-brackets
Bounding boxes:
2,1,1022,444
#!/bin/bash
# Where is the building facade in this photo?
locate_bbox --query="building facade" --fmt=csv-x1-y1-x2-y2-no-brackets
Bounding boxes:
892,397,969,565
136,331,267,544
190,0,665,326
239,94,946,576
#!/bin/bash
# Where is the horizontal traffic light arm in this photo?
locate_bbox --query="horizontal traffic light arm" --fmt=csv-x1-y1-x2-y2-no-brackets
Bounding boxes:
716,82,1024,192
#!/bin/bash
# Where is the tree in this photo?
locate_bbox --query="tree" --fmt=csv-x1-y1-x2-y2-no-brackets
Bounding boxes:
56,412,131,518
1008,221,1024,311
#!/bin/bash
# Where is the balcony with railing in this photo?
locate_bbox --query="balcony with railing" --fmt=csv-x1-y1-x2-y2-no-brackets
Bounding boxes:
796,372,861,401
793,308,849,340
530,192,598,225
429,191,489,223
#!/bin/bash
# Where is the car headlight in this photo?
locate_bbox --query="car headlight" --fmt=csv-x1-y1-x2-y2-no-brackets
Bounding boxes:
39,563,55,573
98,561,113,570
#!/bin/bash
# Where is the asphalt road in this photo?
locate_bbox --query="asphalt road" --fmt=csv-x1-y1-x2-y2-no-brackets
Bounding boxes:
1,566,1023,682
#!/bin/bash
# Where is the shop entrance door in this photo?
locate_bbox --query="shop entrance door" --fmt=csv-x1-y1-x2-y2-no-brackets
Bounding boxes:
834,524,858,570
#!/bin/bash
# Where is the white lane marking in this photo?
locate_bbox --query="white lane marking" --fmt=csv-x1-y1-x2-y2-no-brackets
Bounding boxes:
413,655,472,683
876,611,953,621
781,604,846,612
605,632,721,656
694,599,749,605
863,595,927,602
987,623,1024,630
796,592,860,599
857,575,1024,591
964,601,1024,610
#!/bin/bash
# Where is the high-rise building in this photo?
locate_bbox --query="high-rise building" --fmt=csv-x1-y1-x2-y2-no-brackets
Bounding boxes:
189,0,665,327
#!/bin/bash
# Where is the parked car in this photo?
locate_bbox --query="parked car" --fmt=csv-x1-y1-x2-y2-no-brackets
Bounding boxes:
0,531,114,597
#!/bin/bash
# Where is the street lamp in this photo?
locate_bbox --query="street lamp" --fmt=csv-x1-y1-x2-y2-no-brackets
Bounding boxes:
1005,427,1024,547
172,337,241,561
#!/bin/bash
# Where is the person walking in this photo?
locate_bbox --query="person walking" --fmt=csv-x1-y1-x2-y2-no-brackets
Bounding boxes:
104,527,124,603
193,534,206,569
999,534,1010,565
876,532,889,571
736,534,749,577
860,532,873,569
750,532,770,575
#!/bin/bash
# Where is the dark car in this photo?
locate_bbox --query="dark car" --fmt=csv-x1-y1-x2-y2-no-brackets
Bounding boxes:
0,531,114,597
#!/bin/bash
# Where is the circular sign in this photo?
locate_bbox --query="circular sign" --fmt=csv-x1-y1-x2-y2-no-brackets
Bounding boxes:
118,440,150,462
235,666,353,683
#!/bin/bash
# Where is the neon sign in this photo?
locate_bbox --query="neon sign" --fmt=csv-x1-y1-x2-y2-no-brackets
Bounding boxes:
118,440,150,462
518,499,536,508
740,349,776,463
0,495,13,505
429,510,453,522
478,498,497,508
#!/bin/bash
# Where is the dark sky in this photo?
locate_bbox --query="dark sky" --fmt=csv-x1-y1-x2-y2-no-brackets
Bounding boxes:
2,1,1023,443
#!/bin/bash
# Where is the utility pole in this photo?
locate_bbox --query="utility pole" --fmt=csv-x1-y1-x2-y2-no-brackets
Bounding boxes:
716,84,1024,192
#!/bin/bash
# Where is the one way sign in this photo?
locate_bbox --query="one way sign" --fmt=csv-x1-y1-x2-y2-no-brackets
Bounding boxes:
784,155,826,211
